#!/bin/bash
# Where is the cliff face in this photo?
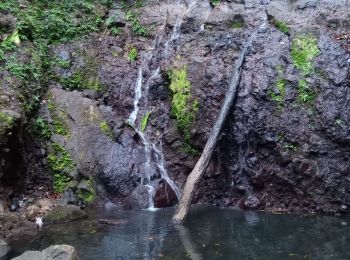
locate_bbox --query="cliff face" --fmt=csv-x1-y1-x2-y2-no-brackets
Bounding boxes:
0,0,349,220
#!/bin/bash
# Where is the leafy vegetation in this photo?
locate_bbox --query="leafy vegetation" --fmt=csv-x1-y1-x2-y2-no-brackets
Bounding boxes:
0,0,113,115
77,178,96,204
297,79,316,104
60,71,102,92
168,66,199,155
291,35,320,75
231,20,244,29
100,121,114,140
210,0,221,6
31,117,52,140
268,78,286,107
0,112,14,135
126,11,149,36
268,67,287,109
127,47,138,61
48,101,70,137
47,142,74,193
274,20,289,34
140,111,151,132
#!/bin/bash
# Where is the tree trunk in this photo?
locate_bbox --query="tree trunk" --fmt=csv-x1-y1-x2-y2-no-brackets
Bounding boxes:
172,37,253,223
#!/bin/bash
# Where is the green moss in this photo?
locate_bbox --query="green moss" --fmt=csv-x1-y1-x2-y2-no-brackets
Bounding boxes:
268,67,287,109
274,20,289,34
168,66,199,154
297,79,316,104
47,142,74,193
291,35,320,75
268,79,286,104
100,121,114,140
0,112,14,136
78,178,96,204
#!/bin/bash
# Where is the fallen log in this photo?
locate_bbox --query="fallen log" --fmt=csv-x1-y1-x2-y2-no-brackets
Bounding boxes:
172,36,253,223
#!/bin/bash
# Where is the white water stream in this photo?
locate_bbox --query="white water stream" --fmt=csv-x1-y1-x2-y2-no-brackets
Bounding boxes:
127,0,199,210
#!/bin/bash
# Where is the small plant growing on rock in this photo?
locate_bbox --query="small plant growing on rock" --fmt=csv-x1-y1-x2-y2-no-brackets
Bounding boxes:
168,66,199,155
297,79,316,104
100,121,114,140
47,143,74,193
140,111,151,132
0,112,14,135
32,117,52,140
210,0,220,6
291,35,320,75
274,20,289,34
127,47,138,61
126,11,148,37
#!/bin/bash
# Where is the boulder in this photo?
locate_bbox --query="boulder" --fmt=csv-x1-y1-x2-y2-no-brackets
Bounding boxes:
43,205,87,225
11,245,77,260
0,239,10,259
25,205,40,221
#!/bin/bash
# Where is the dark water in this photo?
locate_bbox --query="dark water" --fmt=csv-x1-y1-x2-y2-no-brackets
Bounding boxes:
8,206,350,260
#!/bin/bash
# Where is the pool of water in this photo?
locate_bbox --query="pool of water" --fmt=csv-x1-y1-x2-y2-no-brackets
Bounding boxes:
8,205,350,260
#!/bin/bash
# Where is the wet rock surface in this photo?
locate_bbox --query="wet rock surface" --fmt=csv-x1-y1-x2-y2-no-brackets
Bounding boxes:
11,245,77,260
43,205,87,225
0,0,350,222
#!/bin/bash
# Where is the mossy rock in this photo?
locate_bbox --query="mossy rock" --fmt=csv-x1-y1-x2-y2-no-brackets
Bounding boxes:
44,205,87,224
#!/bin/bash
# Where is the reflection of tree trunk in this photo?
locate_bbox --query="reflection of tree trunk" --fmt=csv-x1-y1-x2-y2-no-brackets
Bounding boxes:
172,37,252,223
175,225,202,260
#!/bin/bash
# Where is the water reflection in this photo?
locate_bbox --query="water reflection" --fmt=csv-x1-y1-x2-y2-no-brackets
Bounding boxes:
8,206,350,260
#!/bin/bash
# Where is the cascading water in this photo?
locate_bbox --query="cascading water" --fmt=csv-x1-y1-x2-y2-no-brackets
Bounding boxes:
127,0,201,210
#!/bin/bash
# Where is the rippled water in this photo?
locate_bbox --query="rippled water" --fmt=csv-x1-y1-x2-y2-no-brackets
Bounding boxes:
8,206,350,260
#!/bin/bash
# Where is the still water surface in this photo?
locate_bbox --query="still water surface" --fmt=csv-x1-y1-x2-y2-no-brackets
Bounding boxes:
9,205,350,260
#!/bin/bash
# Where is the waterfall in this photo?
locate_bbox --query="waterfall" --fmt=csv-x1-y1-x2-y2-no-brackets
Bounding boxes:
127,0,201,210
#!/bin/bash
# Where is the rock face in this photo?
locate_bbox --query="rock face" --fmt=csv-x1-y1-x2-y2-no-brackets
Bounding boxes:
12,245,77,260
43,205,87,224
1,0,350,216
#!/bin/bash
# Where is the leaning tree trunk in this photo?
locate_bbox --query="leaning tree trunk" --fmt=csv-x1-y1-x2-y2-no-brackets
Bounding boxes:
172,36,254,223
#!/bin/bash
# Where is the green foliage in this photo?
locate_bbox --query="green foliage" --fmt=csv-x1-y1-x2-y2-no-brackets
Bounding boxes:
0,0,112,115
168,66,199,154
335,118,342,126
291,35,320,75
274,20,289,34
100,121,114,139
140,111,151,132
32,117,52,140
14,0,105,44
48,101,70,137
126,11,148,36
297,79,316,104
60,71,102,91
127,47,138,61
0,112,14,135
1,29,20,51
268,78,286,106
268,67,286,108
231,21,244,29
78,178,96,204
211,0,221,6
47,143,74,193
284,143,298,152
